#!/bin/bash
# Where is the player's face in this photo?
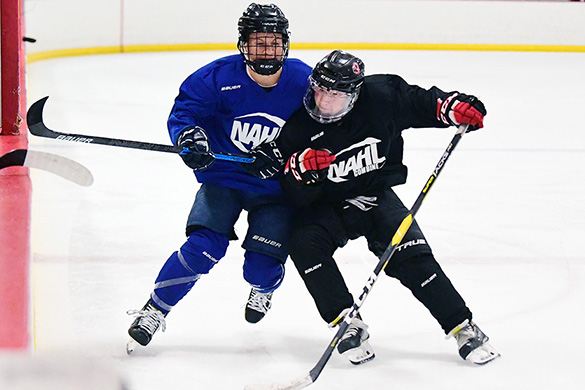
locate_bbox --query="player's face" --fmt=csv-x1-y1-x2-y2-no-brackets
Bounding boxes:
246,32,285,61
313,85,352,116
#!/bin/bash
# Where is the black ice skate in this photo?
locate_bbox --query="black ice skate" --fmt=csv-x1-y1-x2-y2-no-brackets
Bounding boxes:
448,319,500,365
245,289,273,323
337,316,376,365
126,299,167,354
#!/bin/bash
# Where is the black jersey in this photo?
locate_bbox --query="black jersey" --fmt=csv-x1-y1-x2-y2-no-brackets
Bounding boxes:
278,74,453,207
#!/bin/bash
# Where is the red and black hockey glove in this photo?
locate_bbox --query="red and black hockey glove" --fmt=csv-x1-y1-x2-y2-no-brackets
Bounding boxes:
438,93,487,131
284,148,336,185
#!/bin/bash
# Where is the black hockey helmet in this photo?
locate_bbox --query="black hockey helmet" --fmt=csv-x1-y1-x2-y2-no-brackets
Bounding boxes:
237,3,290,75
304,50,365,123
311,50,365,93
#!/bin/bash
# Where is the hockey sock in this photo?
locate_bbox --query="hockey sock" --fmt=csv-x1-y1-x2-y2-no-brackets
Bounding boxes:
151,228,229,312
243,251,285,293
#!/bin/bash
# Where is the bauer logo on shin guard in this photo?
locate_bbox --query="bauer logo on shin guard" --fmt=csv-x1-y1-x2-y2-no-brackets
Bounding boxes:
202,251,219,264
421,273,437,288
304,263,322,274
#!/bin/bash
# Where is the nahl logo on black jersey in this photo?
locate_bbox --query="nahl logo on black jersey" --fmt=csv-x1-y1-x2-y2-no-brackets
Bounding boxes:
328,137,386,183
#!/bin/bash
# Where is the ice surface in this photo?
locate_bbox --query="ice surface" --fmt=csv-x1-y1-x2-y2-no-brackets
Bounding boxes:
25,49,585,389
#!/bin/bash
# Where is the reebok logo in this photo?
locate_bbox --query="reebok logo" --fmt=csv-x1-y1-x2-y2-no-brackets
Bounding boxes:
231,112,285,152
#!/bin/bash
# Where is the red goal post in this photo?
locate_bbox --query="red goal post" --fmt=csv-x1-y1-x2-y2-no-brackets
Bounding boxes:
1,0,26,136
0,0,30,351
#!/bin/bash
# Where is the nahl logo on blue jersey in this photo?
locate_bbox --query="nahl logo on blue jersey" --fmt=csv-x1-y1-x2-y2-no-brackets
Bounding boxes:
231,112,285,152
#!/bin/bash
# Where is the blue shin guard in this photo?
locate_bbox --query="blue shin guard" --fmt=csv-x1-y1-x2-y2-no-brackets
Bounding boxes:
243,251,285,293
151,229,229,312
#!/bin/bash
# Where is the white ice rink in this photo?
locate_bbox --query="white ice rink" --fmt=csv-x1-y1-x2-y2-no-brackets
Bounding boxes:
25,49,585,389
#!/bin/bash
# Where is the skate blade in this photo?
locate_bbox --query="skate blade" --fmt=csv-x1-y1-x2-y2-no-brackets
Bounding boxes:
350,353,376,365
466,343,501,365
126,339,139,355
343,340,376,365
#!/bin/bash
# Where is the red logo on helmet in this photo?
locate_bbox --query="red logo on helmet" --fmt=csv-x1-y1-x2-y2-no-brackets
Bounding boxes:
352,62,360,75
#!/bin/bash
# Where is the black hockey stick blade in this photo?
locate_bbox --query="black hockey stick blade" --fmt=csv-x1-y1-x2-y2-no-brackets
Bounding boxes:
27,96,255,163
244,316,351,390
0,149,94,186
244,125,470,390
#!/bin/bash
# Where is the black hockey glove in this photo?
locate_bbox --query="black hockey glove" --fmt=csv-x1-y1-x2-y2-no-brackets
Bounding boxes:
438,93,487,131
242,141,285,179
177,126,215,171
284,148,336,185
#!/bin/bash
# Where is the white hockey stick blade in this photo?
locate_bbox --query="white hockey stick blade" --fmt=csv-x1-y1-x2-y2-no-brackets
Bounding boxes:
0,149,94,186
244,373,313,390
25,150,94,186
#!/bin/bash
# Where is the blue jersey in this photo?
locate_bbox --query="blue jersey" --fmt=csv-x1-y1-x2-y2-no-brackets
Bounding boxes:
168,54,312,194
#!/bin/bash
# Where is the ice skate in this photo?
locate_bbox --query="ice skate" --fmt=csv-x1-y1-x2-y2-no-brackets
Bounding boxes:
337,315,376,365
245,289,273,323
448,319,500,365
126,299,167,353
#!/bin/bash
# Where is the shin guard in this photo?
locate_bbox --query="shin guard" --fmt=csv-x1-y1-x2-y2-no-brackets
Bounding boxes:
151,229,228,312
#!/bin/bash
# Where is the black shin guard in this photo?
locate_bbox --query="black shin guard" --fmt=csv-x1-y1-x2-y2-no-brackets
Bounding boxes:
385,254,471,333
289,225,354,323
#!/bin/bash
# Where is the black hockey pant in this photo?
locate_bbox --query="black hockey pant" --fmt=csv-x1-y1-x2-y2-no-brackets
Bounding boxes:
288,189,471,334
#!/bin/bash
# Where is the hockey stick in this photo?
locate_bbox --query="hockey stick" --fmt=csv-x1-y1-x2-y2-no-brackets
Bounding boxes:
244,124,470,390
26,96,255,164
0,149,94,186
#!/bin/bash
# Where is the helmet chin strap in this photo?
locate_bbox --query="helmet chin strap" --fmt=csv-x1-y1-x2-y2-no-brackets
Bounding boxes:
250,59,280,76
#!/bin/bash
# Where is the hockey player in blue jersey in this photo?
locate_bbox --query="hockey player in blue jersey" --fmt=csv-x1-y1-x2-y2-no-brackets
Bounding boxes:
126,3,312,352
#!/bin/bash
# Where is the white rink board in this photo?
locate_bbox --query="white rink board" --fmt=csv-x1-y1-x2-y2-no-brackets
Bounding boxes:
24,0,585,54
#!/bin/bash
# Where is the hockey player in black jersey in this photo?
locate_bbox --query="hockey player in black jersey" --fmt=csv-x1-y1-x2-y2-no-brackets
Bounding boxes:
276,50,500,365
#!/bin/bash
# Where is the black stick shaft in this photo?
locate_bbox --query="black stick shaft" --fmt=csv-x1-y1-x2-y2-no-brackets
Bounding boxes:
27,96,255,163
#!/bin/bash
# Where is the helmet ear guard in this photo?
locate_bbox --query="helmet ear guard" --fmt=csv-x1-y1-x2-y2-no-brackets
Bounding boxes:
304,50,365,123
237,3,290,75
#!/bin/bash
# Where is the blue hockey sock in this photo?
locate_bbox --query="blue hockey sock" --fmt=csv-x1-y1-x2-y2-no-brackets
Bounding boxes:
243,251,285,293
151,229,229,312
